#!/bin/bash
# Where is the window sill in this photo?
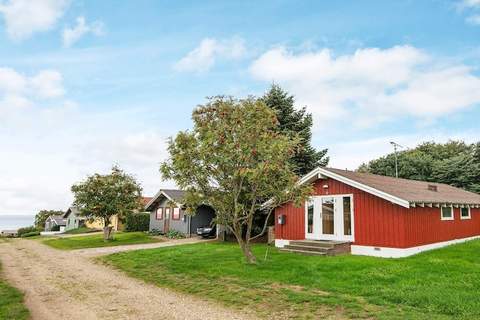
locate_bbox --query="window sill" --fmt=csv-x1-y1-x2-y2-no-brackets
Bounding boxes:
441,217,454,221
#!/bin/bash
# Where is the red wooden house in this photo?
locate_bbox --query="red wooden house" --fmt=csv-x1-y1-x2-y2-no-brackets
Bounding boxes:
274,167,480,258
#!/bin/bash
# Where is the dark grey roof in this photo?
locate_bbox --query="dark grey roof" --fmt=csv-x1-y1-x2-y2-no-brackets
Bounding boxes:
51,215,66,226
145,189,186,211
162,189,186,203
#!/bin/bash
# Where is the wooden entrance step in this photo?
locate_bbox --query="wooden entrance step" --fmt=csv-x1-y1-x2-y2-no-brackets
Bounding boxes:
280,240,351,256
279,248,327,256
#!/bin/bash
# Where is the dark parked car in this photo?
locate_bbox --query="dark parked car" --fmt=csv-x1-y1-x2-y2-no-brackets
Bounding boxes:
196,224,216,238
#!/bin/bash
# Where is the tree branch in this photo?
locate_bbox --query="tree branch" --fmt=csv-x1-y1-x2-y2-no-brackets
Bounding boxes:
249,208,274,241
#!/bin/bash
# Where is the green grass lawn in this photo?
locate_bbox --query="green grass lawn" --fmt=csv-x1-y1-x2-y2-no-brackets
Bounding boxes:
0,263,29,320
62,227,100,235
102,240,480,319
43,232,161,250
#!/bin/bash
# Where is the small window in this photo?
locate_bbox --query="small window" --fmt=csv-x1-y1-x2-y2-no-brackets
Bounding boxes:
156,208,163,220
165,207,171,219
441,207,454,221
172,207,180,220
460,207,471,220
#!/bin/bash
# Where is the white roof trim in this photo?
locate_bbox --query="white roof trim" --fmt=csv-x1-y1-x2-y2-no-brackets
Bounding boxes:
299,167,411,208
145,190,182,210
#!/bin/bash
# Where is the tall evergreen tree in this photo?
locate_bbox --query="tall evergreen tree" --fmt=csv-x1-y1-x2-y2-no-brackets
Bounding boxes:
262,84,329,175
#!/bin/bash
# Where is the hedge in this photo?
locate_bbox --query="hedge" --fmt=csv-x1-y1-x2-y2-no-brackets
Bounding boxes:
20,231,40,238
17,226,38,237
125,212,150,232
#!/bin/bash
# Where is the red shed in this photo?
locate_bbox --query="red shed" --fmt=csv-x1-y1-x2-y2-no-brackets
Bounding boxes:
274,167,480,258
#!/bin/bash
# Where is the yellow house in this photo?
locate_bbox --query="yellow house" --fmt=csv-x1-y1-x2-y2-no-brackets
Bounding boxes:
85,215,124,231
80,197,152,231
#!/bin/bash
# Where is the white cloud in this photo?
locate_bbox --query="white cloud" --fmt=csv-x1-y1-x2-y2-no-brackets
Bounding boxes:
72,131,172,195
0,74,171,214
62,16,104,48
457,0,480,25
174,37,246,73
250,45,480,128
0,0,68,41
466,14,480,24
0,100,171,214
461,0,480,8
0,67,65,122
30,70,65,98
0,67,65,98
0,67,27,93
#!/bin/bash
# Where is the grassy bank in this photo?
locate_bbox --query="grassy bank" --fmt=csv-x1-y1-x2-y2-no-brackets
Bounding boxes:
43,232,160,250
63,227,100,235
0,263,29,320
103,240,480,319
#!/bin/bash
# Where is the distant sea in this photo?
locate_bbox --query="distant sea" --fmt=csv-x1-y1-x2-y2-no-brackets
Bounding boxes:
0,214,35,232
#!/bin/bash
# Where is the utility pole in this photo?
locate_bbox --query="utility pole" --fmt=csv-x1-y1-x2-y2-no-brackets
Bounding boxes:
390,141,403,178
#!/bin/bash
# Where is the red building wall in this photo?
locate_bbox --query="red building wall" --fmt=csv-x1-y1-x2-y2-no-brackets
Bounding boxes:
404,206,480,247
275,177,480,248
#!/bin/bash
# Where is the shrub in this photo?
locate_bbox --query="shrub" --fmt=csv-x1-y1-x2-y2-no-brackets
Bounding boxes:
166,230,185,239
17,226,37,237
125,212,150,232
148,229,163,236
20,231,40,238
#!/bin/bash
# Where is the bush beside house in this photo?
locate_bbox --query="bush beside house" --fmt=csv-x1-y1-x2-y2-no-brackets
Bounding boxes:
125,212,150,232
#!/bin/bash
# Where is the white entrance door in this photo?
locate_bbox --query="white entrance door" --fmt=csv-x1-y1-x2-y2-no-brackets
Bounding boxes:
305,195,354,242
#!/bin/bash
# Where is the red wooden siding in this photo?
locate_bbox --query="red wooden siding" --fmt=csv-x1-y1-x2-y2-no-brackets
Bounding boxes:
275,177,480,248
404,207,480,247
275,202,305,240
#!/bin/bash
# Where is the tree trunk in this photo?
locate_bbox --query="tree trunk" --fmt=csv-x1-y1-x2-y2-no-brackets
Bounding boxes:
231,225,257,264
240,241,257,264
103,226,113,241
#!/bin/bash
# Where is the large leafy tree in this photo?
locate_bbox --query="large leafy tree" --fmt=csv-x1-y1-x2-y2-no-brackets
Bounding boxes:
34,210,64,230
358,141,480,193
71,166,143,240
262,84,328,175
161,97,313,264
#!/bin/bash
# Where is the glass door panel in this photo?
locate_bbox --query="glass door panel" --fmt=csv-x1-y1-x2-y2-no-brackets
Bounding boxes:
343,197,352,236
307,199,314,234
321,198,335,235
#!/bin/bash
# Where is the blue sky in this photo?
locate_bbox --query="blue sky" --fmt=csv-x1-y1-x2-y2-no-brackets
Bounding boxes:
1,0,480,214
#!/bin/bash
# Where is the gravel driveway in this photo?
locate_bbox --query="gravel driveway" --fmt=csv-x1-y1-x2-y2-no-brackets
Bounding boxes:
73,236,209,257
0,239,256,320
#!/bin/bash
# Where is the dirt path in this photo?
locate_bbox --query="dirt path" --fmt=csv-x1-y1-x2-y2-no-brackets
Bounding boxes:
73,237,209,257
0,239,255,320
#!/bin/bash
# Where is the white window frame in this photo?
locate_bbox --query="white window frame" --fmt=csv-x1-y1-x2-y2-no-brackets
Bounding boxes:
460,207,471,220
441,206,454,221
304,194,354,242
